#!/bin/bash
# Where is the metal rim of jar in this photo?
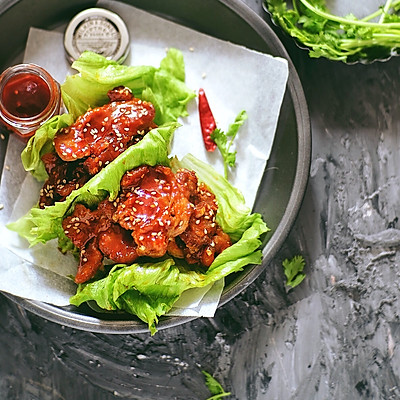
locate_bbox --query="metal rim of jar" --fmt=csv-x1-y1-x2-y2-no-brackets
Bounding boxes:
64,8,130,64
0,63,61,133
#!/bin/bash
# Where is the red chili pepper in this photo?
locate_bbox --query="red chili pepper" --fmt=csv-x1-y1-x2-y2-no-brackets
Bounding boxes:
198,88,217,152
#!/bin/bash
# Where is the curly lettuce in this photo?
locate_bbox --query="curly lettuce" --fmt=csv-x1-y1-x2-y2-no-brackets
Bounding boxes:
69,154,268,334
20,49,195,181
62,49,195,125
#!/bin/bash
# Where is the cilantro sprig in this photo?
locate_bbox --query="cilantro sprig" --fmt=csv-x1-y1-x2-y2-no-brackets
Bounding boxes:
202,370,231,400
211,110,248,179
282,255,306,288
265,0,400,62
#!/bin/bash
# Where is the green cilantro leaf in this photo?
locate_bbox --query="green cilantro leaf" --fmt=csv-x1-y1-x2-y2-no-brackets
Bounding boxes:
282,255,306,288
264,0,400,63
202,370,231,400
211,110,247,180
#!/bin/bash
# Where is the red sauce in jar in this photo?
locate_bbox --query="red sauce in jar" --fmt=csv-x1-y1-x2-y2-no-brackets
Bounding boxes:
1,73,51,118
0,64,61,141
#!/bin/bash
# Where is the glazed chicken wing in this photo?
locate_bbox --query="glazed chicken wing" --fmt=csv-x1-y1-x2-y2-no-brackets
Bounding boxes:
54,87,156,175
62,165,232,284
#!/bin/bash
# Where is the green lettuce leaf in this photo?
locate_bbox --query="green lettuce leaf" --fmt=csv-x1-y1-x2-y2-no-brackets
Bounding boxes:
69,155,269,334
7,123,178,245
62,49,195,125
171,154,261,241
21,114,75,181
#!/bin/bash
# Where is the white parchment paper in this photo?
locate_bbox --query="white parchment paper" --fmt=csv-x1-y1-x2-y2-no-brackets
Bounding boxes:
0,1,288,317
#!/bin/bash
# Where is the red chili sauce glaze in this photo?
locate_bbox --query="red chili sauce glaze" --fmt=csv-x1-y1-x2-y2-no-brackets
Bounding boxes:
1,73,50,118
63,165,232,284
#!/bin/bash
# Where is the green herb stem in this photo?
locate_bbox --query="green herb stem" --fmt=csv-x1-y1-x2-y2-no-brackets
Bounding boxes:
379,0,393,23
298,0,400,28
339,34,400,49
266,0,400,62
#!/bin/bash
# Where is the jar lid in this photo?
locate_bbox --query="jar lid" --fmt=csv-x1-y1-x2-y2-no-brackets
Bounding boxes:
64,8,130,64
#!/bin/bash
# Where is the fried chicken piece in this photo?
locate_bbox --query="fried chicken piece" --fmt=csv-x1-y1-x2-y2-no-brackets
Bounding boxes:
54,87,156,175
177,182,231,267
98,224,138,264
62,165,232,284
75,238,104,284
39,153,88,208
62,202,114,248
62,201,118,283
114,165,193,258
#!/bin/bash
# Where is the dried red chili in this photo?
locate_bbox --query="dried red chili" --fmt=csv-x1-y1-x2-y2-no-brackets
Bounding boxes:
198,88,217,152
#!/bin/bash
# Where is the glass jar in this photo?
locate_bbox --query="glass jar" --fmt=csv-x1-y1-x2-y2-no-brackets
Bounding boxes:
0,63,61,141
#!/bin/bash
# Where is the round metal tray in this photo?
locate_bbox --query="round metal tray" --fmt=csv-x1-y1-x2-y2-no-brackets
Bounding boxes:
0,0,311,334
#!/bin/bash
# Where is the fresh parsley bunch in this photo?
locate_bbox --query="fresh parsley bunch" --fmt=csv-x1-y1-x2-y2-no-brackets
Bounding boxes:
265,0,400,62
